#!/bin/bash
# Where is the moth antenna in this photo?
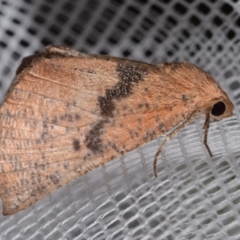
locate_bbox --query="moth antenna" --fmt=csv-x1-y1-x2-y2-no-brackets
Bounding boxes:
203,112,213,157
154,111,198,177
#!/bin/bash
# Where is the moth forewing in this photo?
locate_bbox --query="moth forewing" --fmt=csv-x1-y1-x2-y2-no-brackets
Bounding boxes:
0,45,234,215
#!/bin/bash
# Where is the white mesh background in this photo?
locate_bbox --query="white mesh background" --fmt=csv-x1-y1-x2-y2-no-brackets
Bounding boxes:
1,0,240,239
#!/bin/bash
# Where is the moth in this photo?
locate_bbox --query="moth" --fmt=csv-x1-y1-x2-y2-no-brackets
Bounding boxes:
0,46,234,215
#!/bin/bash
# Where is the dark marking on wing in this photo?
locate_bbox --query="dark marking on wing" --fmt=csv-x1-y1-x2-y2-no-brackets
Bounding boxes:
84,120,109,153
49,174,59,185
143,130,156,142
51,116,58,124
60,114,73,122
72,138,81,151
83,153,91,161
63,162,69,170
75,113,81,120
98,96,115,117
157,123,166,133
98,62,148,117
182,94,189,101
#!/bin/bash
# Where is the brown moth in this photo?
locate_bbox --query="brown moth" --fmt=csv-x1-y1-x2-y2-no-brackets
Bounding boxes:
0,45,234,215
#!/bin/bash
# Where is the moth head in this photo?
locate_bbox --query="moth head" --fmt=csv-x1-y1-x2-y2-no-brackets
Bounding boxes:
210,97,234,121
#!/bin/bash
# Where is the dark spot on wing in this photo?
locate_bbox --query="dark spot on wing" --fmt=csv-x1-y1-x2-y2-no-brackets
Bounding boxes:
37,185,46,193
84,120,109,153
111,143,121,153
51,116,58,124
49,174,59,185
60,114,73,122
158,123,166,133
21,179,29,186
31,190,36,197
72,138,80,151
143,130,156,142
63,162,69,170
98,62,148,117
182,94,189,101
83,153,91,161
75,113,81,120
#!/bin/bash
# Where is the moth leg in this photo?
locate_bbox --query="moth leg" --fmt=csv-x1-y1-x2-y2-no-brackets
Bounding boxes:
153,112,198,177
203,112,213,157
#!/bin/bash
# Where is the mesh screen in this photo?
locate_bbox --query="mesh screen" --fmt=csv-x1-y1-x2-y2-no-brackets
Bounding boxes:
1,0,240,239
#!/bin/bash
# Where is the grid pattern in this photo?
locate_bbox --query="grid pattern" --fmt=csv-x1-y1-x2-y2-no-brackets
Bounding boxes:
1,0,240,239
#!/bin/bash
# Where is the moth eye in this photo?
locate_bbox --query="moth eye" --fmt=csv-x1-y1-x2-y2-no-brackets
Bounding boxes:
211,101,226,116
